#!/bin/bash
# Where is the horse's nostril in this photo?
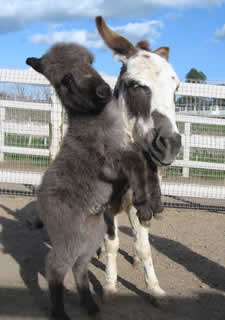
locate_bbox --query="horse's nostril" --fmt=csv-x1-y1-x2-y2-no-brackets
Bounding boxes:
173,132,182,148
159,136,167,148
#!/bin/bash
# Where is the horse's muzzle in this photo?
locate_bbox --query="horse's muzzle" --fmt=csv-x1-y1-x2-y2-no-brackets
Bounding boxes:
147,131,182,166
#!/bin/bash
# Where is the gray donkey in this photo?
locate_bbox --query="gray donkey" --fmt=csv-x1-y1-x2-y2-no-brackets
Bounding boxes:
26,41,163,319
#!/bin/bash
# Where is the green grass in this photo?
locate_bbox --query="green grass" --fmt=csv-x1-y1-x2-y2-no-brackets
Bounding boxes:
5,134,49,149
3,132,225,180
4,153,49,167
189,168,225,180
165,166,183,177
190,148,225,164
4,134,49,167
164,166,225,180
191,123,225,136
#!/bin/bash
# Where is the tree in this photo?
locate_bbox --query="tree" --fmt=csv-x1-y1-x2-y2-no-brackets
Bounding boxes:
185,68,207,83
176,68,207,112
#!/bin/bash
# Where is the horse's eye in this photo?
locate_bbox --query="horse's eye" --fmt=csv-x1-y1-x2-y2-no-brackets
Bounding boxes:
128,81,140,89
126,80,151,95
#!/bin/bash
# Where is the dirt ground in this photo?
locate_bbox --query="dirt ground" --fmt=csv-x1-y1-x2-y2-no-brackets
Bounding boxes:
0,195,224,320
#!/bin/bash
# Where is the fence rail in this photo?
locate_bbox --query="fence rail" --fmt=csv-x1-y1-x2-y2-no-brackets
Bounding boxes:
0,68,225,207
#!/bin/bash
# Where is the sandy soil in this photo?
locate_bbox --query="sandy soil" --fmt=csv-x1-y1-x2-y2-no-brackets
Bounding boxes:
0,195,224,320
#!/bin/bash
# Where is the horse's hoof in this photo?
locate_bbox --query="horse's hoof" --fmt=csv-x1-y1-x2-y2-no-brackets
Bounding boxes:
153,212,164,220
132,257,140,268
96,247,105,259
103,287,117,303
140,219,151,227
148,288,168,307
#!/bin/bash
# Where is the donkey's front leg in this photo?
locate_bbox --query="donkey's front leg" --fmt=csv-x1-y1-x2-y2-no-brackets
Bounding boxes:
103,216,119,300
128,206,166,299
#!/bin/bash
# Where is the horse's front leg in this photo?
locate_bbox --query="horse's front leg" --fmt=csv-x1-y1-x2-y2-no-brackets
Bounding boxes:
128,206,166,299
103,215,119,300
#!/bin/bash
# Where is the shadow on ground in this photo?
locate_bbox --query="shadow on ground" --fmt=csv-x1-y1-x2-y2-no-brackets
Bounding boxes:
0,286,225,320
120,225,225,293
0,201,224,320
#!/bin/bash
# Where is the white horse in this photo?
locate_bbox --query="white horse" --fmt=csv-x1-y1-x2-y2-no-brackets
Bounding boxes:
96,16,181,301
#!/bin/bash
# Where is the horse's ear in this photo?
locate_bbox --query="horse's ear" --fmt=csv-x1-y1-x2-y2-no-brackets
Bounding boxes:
26,57,43,73
153,47,169,61
136,40,151,52
95,16,137,59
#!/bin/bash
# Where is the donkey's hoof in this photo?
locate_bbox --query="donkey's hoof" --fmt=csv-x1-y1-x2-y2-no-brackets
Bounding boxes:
87,303,100,316
80,298,100,316
103,287,117,303
92,312,102,320
50,310,70,320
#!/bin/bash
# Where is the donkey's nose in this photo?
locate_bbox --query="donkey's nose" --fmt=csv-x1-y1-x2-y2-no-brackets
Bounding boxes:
96,84,112,100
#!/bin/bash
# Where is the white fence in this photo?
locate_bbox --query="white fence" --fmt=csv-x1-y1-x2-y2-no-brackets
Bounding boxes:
0,68,225,205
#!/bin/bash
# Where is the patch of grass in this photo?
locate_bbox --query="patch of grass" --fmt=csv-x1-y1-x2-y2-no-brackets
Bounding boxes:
191,123,225,136
190,148,225,164
189,168,225,180
4,153,49,167
165,166,183,177
176,122,185,134
5,134,49,149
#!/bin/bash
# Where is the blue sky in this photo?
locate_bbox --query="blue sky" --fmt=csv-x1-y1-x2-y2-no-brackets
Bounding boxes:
0,0,225,81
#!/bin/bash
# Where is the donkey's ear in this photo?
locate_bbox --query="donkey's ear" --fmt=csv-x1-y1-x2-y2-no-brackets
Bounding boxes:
153,47,170,61
61,73,110,114
95,16,137,59
26,57,43,73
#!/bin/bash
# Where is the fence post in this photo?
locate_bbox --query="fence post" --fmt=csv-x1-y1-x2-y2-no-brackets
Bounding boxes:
0,106,5,161
49,88,64,162
183,121,191,178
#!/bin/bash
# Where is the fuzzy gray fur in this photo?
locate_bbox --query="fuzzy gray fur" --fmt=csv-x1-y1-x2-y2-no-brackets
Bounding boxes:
26,42,162,319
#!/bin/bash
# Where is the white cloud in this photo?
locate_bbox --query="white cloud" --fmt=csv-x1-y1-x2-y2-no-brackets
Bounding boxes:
29,20,163,48
30,30,104,48
114,20,163,44
0,0,224,33
213,24,225,41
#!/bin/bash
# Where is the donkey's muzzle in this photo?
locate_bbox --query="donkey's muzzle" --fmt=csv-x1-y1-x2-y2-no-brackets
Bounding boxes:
148,131,181,166
96,84,112,104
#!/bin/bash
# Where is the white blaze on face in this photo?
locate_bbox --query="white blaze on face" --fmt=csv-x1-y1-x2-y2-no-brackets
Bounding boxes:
122,50,180,134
